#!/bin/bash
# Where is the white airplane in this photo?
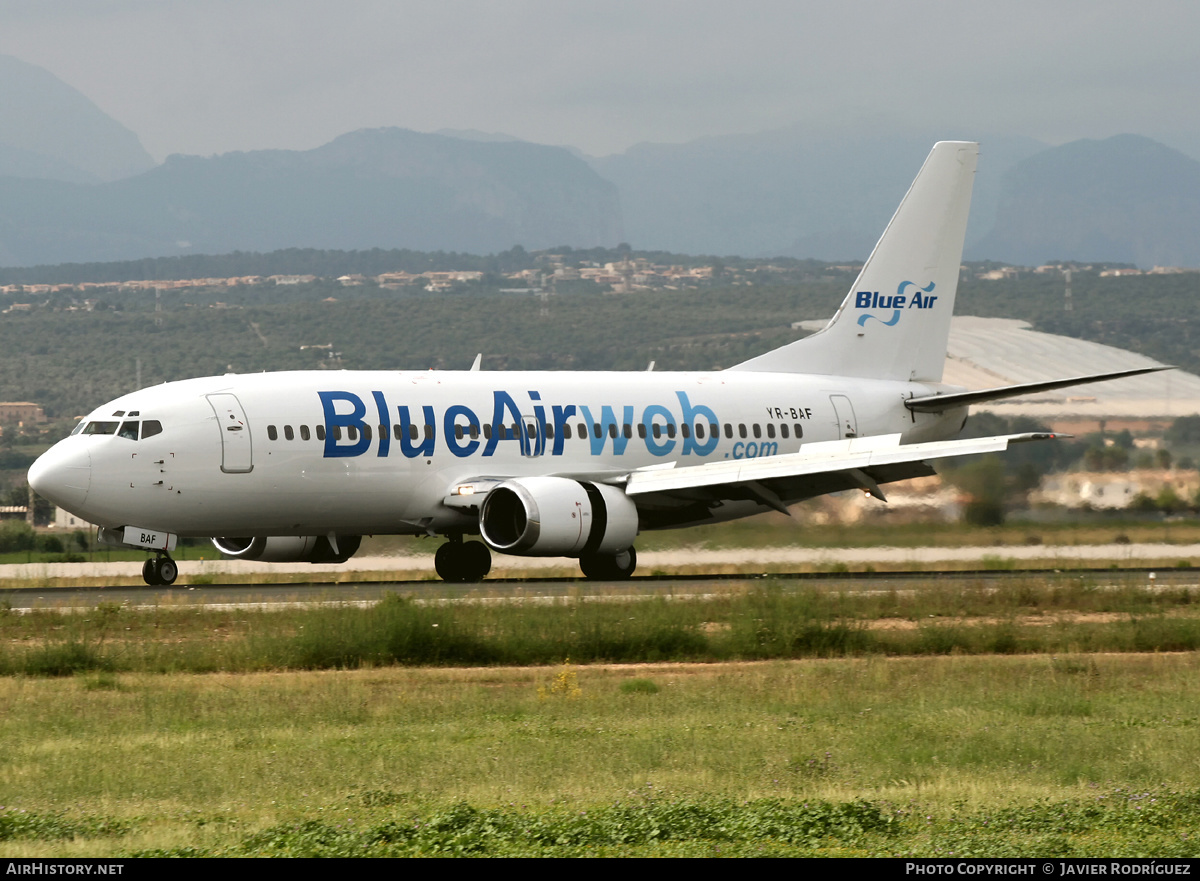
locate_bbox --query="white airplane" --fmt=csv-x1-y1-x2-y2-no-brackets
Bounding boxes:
28,141,1163,586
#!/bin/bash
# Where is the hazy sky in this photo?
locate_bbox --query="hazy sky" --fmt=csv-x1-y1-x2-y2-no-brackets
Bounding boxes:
2,0,1199,161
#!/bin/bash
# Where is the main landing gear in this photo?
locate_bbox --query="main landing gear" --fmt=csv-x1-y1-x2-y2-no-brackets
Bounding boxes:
142,554,178,586
579,547,637,580
434,536,492,583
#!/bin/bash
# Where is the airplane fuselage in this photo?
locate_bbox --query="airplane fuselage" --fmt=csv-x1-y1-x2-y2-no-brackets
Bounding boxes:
35,369,965,538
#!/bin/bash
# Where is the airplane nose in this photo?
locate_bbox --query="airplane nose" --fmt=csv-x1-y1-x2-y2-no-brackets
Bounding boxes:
28,442,91,511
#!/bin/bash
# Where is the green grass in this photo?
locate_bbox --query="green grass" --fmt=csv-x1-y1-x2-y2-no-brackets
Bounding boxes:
3,656,1200,855
5,577,1200,855
4,577,1200,674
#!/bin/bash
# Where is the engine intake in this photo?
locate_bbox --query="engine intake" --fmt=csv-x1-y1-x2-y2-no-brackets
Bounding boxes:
211,535,362,563
479,476,638,556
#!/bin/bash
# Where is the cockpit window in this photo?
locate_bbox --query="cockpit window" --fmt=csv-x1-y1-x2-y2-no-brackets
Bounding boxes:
118,421,139,440
70,421,86,436
142,420,163,439
82,421,119,435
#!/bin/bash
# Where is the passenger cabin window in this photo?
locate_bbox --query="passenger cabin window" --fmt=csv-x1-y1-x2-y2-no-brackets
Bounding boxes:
284,425,295,441
724,424,733,439
118,421,139,440
316,425,326,441
267,425,278,441
794,423,804,438
766,424,775,439
780,424,789,439
300,425,310,441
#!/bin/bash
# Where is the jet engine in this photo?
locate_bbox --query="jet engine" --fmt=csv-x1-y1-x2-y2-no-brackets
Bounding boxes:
479,476,639,556
211,535,362,563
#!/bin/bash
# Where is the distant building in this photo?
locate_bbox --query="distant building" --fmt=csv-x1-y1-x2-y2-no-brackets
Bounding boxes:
1032,469,1199,510
54,506,95,530
0,402,46,425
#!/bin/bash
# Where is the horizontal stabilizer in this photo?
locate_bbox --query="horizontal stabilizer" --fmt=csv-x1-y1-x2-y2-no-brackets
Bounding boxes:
905,366,1172,413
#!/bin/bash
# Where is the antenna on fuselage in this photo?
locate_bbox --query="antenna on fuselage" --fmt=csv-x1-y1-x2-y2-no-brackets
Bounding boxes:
646,360,655,371
470,353,483,371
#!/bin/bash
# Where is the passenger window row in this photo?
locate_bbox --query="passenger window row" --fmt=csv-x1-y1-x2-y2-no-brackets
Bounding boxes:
263,421,804,444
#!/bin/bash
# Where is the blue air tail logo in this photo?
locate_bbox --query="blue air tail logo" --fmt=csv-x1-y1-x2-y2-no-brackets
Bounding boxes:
855,281,937,326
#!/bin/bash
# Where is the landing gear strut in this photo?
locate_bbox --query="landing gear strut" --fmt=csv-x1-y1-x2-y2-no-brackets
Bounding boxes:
142,554,178,586
579,547,637,580
434,536,492,583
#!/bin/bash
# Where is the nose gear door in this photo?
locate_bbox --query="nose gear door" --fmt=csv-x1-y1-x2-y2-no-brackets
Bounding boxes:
207,393,254,473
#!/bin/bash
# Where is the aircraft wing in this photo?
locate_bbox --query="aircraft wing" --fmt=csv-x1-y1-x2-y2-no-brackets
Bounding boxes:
620,431,1058,518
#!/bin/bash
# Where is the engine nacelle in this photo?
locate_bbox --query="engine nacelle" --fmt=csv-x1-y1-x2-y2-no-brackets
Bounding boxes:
479,476,639,557
211,535,362,563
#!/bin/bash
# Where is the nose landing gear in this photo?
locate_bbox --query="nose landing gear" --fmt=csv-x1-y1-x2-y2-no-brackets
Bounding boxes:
142,554,178,586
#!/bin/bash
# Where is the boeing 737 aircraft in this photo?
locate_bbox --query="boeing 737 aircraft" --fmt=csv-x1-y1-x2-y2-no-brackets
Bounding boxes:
28,142,1163,585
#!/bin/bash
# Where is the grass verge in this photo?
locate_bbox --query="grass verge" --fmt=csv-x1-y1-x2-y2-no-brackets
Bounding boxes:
2,656,1200,856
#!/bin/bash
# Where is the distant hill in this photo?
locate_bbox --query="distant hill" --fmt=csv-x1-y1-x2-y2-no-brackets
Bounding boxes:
0,128,623,266
590,128,1046,258
0,54,154,183
972,135,1200,267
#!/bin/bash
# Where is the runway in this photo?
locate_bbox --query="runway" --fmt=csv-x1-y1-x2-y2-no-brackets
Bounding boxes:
2,565,1194,611
5,540,1200,582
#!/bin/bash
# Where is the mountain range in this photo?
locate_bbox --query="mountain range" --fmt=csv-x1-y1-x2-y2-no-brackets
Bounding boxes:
2,54,1200,268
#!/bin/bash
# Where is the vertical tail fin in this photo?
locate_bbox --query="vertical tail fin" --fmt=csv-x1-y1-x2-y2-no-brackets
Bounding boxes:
730,140,978,382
